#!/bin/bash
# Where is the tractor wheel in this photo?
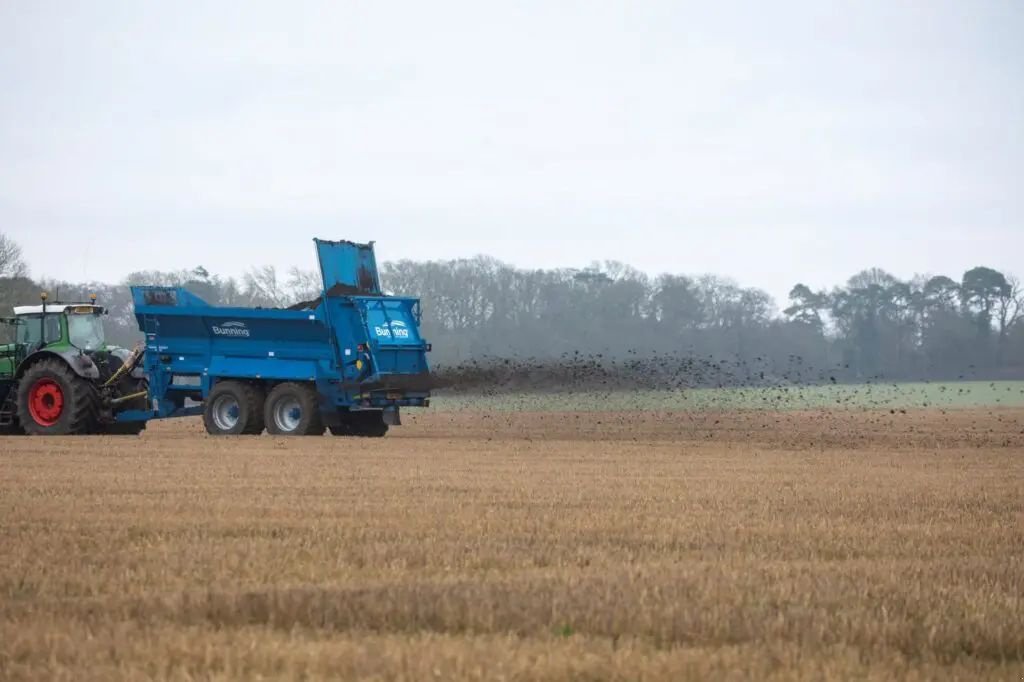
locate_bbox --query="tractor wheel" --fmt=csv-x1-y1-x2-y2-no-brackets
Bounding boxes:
16,359,99,435
264,382,325,436
203,381,265,436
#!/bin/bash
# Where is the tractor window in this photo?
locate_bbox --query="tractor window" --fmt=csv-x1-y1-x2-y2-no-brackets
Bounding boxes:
16,315,61,346
68,313,105,351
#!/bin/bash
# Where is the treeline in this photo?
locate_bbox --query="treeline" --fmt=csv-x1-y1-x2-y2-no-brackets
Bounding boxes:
1,231,1022,382
382,259,1023,382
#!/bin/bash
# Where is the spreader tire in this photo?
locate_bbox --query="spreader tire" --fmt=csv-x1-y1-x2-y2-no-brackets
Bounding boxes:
16,359,98,435
203,381,265,436
264,382,324,436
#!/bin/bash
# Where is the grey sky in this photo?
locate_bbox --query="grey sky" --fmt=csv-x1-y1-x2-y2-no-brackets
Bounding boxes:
1,0,1021,305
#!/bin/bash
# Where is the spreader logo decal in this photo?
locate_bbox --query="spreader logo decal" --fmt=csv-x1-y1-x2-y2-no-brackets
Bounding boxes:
212,321,251,337
374,320,410,338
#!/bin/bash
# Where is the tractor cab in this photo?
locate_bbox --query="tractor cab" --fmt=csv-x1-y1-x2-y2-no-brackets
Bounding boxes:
12,301,107,354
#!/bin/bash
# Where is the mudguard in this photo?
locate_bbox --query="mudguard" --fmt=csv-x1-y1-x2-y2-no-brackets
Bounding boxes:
16,349,100,380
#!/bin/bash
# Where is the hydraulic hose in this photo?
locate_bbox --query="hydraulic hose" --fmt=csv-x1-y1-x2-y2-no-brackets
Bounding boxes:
103,344,145,388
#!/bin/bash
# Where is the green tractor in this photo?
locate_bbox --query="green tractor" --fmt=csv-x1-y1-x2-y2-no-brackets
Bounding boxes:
0,293,148,436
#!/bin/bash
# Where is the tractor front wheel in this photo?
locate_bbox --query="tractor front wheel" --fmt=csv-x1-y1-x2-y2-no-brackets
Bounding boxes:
16,359,98,435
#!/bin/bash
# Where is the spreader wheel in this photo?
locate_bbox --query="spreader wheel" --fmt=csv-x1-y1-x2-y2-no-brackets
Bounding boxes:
264,382,324,436
16,359,98,435
203,381,265,436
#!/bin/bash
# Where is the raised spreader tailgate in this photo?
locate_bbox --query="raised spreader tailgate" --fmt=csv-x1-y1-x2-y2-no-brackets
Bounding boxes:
314,238,431,395
314,237,382,296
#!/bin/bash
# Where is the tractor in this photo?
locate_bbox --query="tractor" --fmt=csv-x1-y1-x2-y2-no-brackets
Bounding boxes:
0,294,148,435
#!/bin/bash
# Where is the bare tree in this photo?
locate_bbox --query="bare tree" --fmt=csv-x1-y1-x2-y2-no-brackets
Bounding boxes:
0,231,28,278
243,265,286,307
286,267,321,303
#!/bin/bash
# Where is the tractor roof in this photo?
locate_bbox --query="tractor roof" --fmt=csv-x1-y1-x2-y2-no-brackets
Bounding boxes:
13,303,103,316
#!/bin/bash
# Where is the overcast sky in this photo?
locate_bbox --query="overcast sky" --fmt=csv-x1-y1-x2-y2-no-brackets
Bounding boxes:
1,0,1021,305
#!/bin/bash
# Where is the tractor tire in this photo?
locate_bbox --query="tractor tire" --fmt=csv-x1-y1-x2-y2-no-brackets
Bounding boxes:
264,382,325,436
203,381,265,436
16,359,99,435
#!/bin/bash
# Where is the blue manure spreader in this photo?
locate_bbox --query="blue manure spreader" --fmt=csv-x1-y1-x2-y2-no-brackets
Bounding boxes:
0,238,431,436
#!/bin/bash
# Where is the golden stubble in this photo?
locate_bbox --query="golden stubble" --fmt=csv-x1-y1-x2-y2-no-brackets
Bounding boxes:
1,409,1022,680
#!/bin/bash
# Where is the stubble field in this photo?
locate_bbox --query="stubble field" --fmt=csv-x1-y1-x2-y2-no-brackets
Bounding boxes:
1,406,1023,680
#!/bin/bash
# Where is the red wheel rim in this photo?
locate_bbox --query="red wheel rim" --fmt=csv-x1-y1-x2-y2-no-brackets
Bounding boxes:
28,378,64,426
